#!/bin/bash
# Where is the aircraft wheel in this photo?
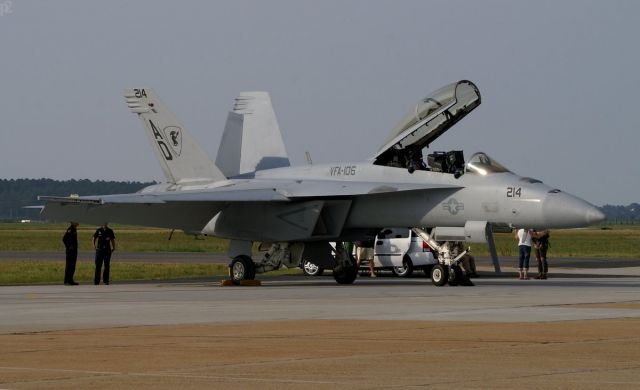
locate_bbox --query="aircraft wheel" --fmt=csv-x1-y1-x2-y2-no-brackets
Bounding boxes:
230,255,255,284
302,260,324,276
392,256,414,278
333,263,358,284
448,265,462,286
431,264,449,286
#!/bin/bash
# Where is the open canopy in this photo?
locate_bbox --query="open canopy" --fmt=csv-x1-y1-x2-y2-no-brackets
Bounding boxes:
374,80,481,166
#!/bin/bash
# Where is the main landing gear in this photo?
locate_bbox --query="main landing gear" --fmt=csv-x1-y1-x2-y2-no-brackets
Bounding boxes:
228,242,288,285
228,241,359,286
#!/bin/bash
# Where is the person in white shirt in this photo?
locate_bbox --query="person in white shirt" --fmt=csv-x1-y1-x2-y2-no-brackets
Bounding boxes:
515,228,533,280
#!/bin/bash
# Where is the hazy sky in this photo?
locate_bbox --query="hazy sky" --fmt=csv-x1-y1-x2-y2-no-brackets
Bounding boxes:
1,0,638,205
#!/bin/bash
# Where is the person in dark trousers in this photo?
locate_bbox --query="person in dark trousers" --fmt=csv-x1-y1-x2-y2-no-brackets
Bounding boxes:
93,222,116,285
460,253,478,278
62,221,80,285
532,229,550,279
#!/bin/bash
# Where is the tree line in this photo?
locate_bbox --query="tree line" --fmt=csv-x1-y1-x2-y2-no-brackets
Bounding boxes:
0,178,155,220
600,203,640,224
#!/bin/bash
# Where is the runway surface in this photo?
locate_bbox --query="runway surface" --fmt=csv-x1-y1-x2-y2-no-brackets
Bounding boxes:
2,273,640,333
1,262,640,389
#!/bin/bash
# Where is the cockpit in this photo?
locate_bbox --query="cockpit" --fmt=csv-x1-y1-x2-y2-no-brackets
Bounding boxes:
394,150,511,179
465,152,511,175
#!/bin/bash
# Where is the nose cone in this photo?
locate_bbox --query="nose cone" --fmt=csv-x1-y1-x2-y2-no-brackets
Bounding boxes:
543,193,605,228
585,207,606,225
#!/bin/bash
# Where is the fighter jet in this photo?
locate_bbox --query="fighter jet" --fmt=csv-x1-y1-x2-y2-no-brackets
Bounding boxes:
40,80,605,286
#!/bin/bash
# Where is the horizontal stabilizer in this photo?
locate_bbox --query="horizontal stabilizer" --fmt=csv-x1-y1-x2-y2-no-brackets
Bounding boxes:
38,196,103,205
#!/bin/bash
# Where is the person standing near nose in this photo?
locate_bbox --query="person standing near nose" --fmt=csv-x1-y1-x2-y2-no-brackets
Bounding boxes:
93,222,116,285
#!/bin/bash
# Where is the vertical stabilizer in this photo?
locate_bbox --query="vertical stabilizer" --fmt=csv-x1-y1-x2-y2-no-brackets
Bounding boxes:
124,88,226,184
216,92,290,177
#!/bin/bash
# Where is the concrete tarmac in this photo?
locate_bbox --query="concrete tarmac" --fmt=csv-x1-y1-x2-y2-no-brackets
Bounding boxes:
1,274,640,334
1,262,640,389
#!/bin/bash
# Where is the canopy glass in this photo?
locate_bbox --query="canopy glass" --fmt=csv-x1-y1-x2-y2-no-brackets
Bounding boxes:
374,80,481,166
465,152,511,175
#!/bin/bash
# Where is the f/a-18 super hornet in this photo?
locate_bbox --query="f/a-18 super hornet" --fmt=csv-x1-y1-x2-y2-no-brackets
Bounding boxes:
40,80,605,286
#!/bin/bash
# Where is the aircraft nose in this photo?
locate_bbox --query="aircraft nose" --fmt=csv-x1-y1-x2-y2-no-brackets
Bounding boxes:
542,193,605,228
585,207,607,225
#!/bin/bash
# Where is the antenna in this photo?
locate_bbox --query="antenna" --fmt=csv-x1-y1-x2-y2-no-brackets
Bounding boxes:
305,151,313,165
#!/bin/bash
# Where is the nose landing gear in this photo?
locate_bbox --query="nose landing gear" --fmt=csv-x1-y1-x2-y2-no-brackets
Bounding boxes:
414,228,474,287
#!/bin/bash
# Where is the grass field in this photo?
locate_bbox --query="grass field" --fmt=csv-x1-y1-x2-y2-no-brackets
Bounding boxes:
1,223,638,258
0,223,638,285
0,260,300,285
471,225,640,259
0,260,224,285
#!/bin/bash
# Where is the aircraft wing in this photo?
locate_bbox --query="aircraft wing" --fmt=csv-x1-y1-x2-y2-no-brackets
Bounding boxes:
39,187,290,205
41,179,458,204
38,186,290,230
39,179,461,232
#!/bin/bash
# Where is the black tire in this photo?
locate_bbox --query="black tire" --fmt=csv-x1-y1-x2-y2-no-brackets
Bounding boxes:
448,265,460,286
423,265,434,277
302,260,324,276
333,246,358,284
333,262,358,284
431,264,449,286
448,265,470,286
392,256,414,278
453,265,474,286
230,255,255,284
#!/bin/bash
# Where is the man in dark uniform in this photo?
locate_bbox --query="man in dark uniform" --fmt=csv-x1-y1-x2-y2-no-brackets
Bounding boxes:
533,229,550,279
93,222,116,285
62,221,80,285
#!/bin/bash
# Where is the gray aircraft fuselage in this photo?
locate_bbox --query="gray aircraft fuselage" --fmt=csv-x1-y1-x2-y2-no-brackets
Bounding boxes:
163,159,602,240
